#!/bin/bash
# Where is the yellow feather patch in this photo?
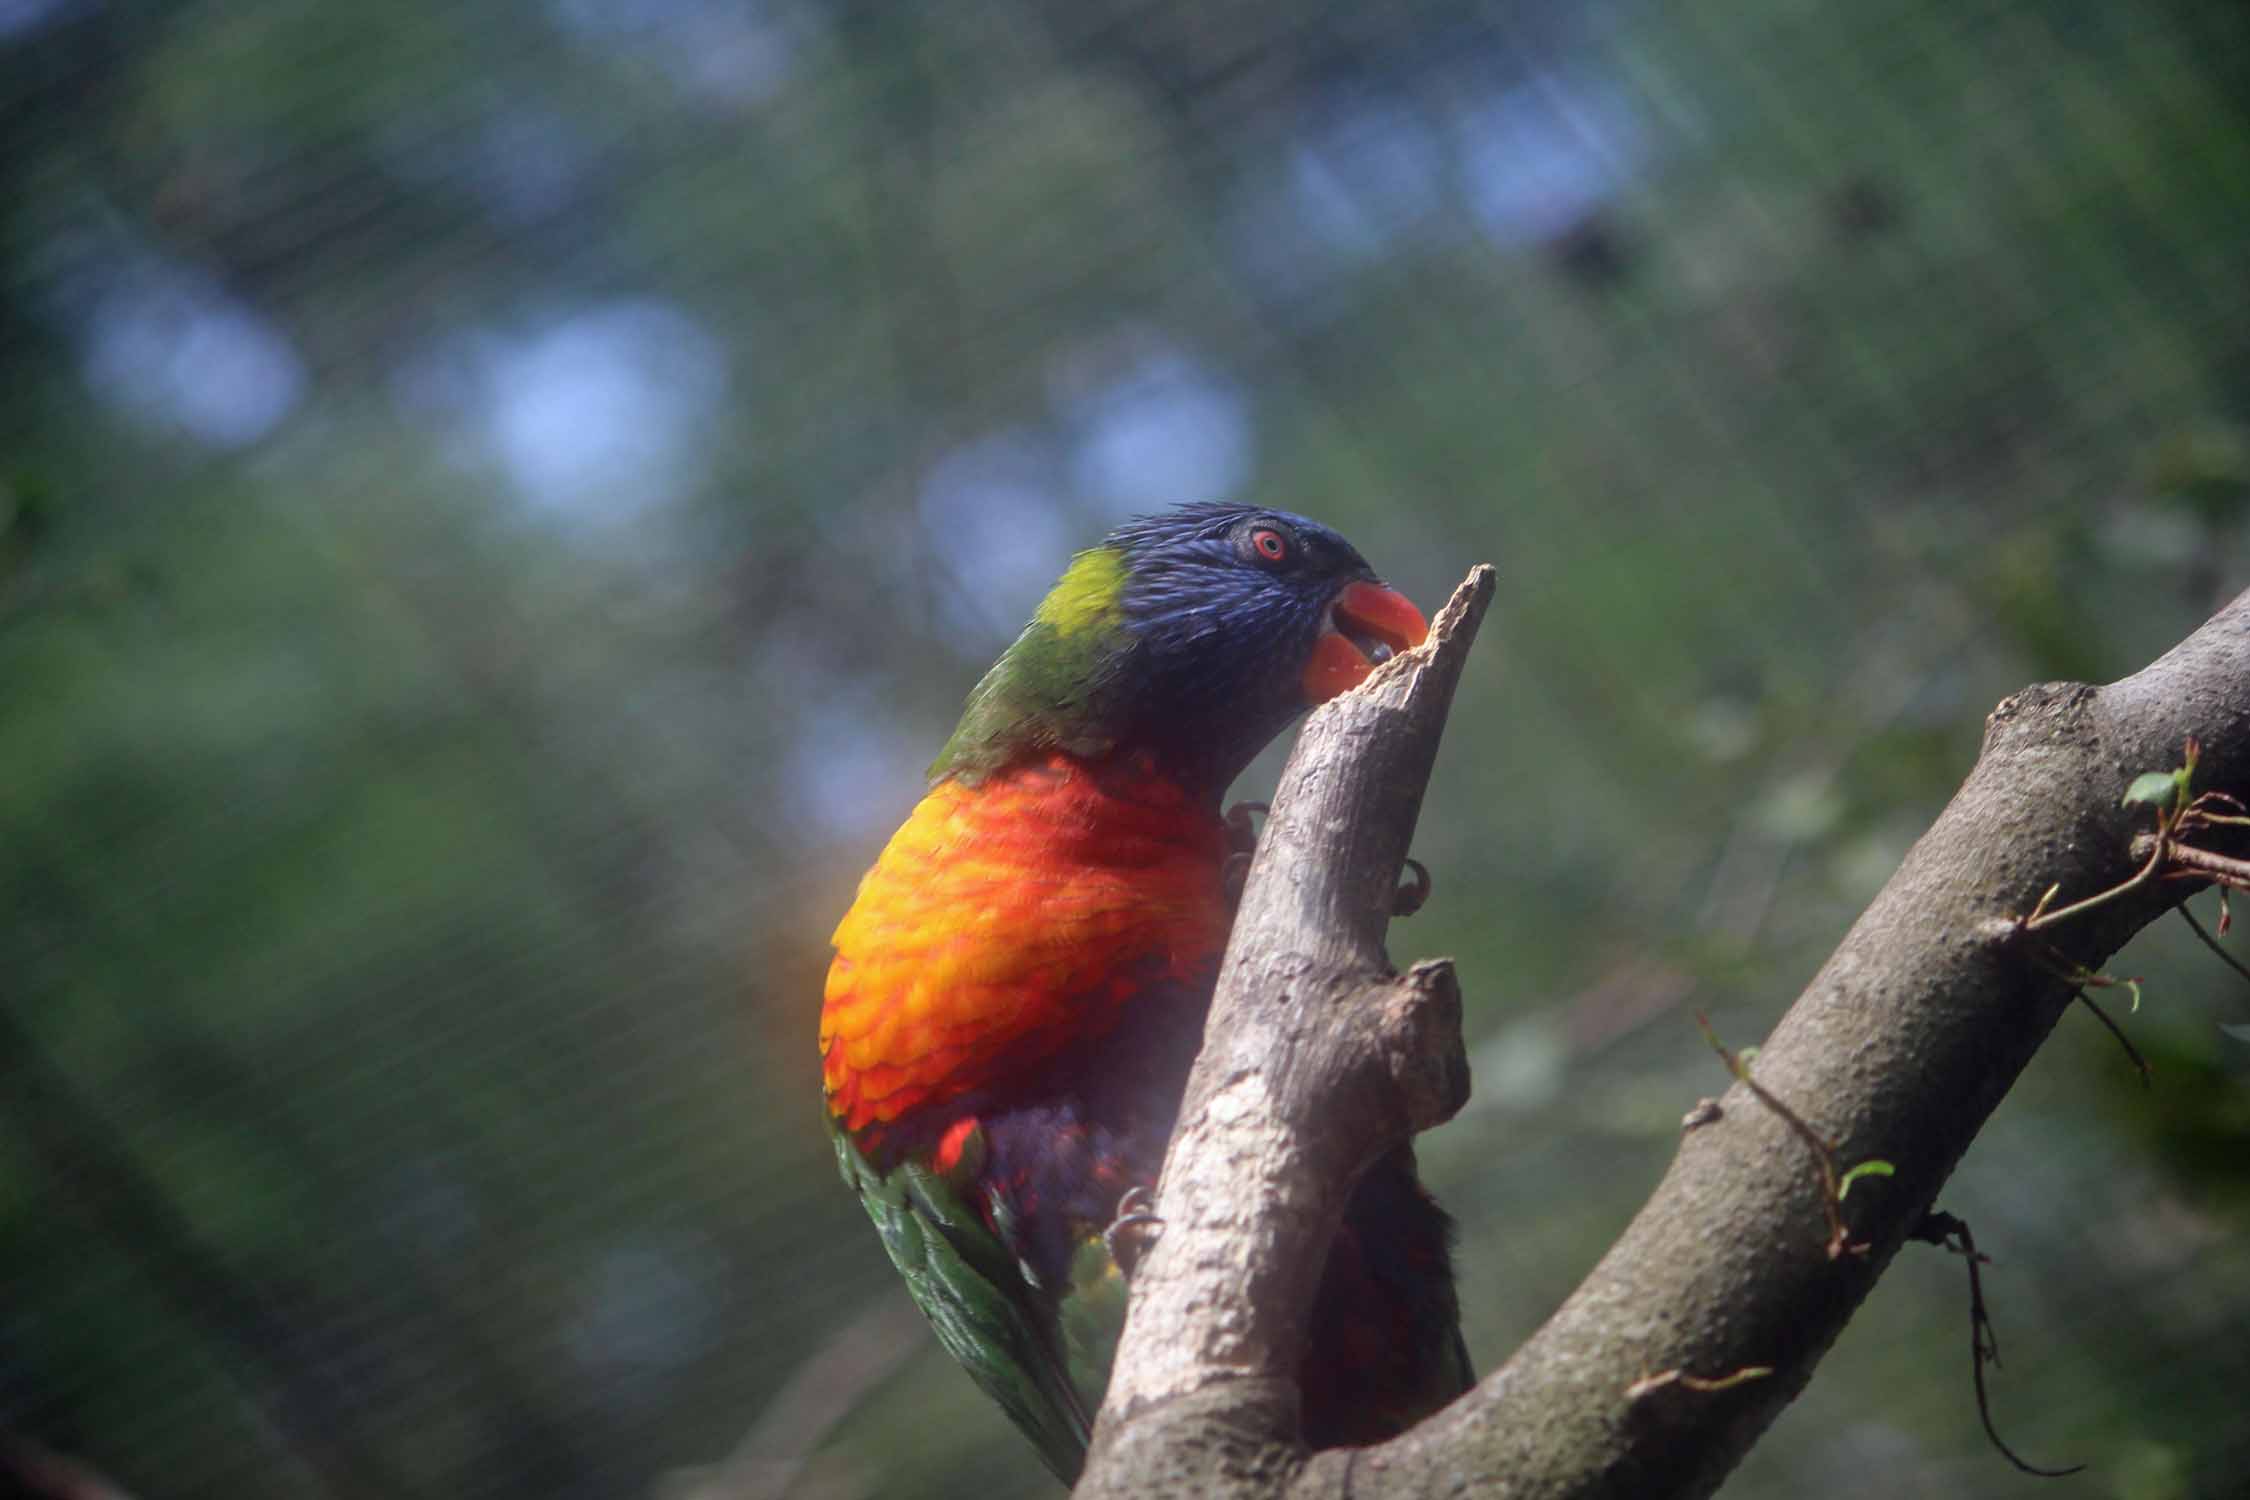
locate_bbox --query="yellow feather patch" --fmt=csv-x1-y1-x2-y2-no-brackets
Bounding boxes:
1031,547,1126,637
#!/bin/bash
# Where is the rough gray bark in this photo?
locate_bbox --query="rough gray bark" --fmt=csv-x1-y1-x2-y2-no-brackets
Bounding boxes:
1075,575,2250,1500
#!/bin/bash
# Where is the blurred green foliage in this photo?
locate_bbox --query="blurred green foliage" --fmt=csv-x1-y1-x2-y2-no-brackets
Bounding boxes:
3,1,2248,1497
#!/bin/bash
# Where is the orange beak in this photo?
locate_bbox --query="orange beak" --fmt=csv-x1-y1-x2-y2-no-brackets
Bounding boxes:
1300,580,1430,702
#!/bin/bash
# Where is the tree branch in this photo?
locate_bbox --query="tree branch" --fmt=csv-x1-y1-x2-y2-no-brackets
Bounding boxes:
1077,565,1494,1496
1078,578,2250,1499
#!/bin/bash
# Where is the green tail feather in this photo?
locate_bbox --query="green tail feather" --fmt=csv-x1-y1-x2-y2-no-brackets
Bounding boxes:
833,1125,1470,1475
831,1121,1099,1482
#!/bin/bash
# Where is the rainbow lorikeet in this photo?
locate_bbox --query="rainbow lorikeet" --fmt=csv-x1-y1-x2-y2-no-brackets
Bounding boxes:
822,503,1470,1481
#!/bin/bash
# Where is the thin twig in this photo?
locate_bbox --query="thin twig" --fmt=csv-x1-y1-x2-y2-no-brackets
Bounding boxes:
2019,943,2152,1083
1695,1014,1868,1259
2143,838,2250,888
2178,901,2250,992
2022,833,2168,931
1910,1213,2085,1480
2066,985,2152,1086
1625,1366,1774,1401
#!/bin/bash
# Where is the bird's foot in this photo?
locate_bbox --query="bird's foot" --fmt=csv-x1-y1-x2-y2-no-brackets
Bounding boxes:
1221,802,1268,910
1223,801,1267,857
1221,851,1252,910
1225,804,1429,914
1393,856,1433,916
1102,1185,1164,1275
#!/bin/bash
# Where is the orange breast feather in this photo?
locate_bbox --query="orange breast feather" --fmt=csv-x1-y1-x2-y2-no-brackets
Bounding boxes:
821,755,1229,1139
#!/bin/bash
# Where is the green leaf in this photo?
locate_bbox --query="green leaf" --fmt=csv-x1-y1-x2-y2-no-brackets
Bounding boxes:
1837,1160,1895,1200
2123,771,2181,809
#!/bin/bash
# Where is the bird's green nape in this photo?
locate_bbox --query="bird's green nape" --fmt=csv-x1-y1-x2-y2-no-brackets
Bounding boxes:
1030,546,1128,637
929,546,1133,783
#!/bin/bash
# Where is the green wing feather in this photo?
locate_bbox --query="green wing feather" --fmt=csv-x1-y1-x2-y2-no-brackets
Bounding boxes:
831,1120,1100,1482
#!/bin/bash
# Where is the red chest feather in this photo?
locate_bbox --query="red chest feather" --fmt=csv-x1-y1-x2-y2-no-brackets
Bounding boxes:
820,755,1229,1140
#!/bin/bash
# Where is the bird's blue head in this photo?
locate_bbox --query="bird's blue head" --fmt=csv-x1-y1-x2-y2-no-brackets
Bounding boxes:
933,503,1427,800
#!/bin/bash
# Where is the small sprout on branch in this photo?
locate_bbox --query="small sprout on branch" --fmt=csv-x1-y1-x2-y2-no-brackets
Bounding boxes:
2024,949,2153,1084
1625,1365,1774,1401
2020,839,2164,932
1837,1159,1896,1201
1695,1013,1883,1259
2016,736,2250,936
1910,1211,2085,1480
2122,770,2184,811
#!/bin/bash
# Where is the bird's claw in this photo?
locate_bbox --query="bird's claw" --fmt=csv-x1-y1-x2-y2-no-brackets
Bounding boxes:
1225,806,1426,914
1223,801,1267,857
1221,851,1254,911
1392,856,1432,917
1103,1185,1164,1275
1222,803,1268,910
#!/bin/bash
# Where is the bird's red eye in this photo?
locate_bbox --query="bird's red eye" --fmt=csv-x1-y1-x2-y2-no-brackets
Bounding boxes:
1251,527,1289,563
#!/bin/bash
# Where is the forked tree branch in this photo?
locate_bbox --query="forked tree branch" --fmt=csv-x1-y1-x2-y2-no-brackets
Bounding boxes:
1076,575,2250,1500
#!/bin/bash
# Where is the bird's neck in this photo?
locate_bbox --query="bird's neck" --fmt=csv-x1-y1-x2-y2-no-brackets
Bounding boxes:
930,646,1296,805
927,548,1308,800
